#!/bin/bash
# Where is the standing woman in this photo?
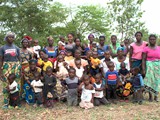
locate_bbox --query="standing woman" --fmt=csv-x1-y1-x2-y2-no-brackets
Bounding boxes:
65,33,75,54
110,35,121,58
88,34,95,49
20,38,32,94
129,32,148,71
0,32,21,108
142,34,160,102
43,36,58,64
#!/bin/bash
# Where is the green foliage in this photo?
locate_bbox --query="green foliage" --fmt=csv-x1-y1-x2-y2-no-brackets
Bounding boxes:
107,0,149,41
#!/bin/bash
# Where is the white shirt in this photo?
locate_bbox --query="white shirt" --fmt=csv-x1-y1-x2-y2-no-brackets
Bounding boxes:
75,66,84,79
99,58,116,76
31,80,44,93
33,45,41,58
93,83,104,98
81,85,95,102
9,81,19,94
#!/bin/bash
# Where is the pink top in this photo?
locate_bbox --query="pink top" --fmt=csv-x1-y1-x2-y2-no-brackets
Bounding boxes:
143,46,160,61
130,41,147,60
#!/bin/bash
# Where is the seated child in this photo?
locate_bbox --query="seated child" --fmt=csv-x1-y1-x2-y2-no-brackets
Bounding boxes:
90,51,101,76
31,72,44,107
93,73,110,106
42,54,53,73
105,61,119,104
43,67,57,108
6,73,20,108
64,50,74,64
54,55,68,80
61,68,80,106
129,67,144,105
75,59,84,80
118,62,130,85
79,75,95,109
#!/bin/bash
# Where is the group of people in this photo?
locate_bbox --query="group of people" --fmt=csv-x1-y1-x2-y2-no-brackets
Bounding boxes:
0,31,160,109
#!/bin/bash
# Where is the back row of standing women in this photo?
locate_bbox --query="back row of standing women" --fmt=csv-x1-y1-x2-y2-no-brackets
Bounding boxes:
0,31,160,108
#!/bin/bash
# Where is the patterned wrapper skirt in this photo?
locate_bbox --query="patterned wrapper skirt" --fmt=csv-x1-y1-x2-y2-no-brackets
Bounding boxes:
2,61,21,105
144,60,160,96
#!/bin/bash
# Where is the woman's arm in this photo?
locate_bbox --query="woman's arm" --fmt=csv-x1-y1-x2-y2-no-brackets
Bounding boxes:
129,46,133,69
142,52,147,77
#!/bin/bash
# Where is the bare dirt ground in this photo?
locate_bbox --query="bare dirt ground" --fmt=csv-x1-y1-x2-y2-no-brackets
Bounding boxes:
0,83,160,120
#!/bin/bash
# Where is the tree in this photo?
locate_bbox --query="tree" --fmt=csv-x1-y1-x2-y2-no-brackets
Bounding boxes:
107,0,148,41
0,1,68,46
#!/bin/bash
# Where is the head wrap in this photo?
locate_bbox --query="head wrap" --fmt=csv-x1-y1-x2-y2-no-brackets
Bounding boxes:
23,36,32,41
4,32,16,41
21,38,29,43
58,41,65,46
117,47,125,52
29,59,37,64
88,34,94,39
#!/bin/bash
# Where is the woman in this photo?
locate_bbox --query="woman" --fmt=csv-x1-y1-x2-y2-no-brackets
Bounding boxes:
20,38,32,94
43,36,58,64
73,38,85,55
110,35,121,58
97,35,110,59
113,47,130,71
0,32,21,108
88,34,95,49
22,59,41,104
142,34,160,102
129,32,148,71
65,33,75,54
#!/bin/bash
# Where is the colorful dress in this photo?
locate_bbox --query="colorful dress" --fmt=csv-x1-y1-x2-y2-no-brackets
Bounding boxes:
110,43,120,55
22,67,41,104
143,46,160,96
0,44,21,105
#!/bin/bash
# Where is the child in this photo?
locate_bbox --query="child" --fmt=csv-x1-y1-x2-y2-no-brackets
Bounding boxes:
129,67,144,105
31,72,44,107
42,54,53,73
90,51,101,76
75,59,84,79
64,50,74,64
79,75,95,109
33,39,41,58
118,62,130,85
61,68,80,106
105,61,119,103
93,73,110,106
91,42,98,51
6,73,20,108
43,67,57,108
54,55,68,80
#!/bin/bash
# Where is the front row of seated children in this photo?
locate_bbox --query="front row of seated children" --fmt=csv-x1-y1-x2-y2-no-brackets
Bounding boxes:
6,61,144,109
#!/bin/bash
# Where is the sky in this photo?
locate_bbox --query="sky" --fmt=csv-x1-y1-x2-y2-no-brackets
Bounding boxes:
53,0,160,35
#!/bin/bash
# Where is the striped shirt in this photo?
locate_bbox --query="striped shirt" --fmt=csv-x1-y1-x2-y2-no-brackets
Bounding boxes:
105,70,118,85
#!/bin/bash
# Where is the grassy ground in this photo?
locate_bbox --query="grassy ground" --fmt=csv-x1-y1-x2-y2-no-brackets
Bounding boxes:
0,85,160,120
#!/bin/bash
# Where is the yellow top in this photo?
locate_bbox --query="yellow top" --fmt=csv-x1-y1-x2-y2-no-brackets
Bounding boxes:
90,57,101,69
43,61,53,71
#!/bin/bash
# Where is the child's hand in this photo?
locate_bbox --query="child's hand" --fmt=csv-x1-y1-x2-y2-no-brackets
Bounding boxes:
63,62,68,68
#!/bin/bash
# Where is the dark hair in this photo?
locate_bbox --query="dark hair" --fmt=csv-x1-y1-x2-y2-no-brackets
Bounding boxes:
120,62,126,67
8,73,16,80
134,67,140,73
21,38,28,43
74,38,81,42
34,72,40,78
67,33,74,37
69,67,76,73
39,50,46,54
46,66,53,71
149,34,157,39
111,35,117,39
135,31,143,37
99,35,105,40
29,59,37,64
107,61,114,67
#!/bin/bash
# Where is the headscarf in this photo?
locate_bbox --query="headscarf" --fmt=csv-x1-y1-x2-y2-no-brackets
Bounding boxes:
88,34,95,39
23,36,32,41
117,46,125,52
4,32,16,41
29,59,37,64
